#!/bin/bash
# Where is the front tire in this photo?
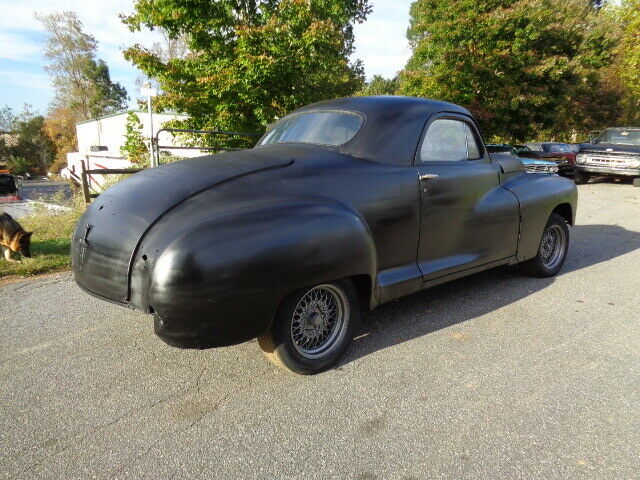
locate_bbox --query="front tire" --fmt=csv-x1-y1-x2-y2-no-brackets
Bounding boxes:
573,170,590,185
258,280,360,374
519,213,569,277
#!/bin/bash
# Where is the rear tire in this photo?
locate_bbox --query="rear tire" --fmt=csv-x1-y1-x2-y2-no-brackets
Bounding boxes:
574,170,590,185
258,279,360,374
519,214,569,278
633,177,640,188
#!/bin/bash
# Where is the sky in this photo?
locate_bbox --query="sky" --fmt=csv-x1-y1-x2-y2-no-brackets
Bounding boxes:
0,0,414,115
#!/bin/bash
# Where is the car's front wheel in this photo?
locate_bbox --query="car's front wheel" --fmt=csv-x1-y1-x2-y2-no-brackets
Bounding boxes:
519,213,569,277
258,280,360,374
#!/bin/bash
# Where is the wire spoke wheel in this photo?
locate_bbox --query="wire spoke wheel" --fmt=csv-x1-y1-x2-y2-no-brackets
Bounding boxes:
539,224,566,270
290,284,349,360
258,279,360,374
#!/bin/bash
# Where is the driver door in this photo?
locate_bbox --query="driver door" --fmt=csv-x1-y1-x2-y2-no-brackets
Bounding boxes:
415,115,520,281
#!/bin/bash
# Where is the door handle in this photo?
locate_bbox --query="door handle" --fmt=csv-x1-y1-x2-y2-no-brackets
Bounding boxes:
419,173,439,181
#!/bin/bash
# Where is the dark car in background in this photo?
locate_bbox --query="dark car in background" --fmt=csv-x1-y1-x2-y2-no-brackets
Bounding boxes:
0,174,18,198
575,127,640,186
519,143,576,175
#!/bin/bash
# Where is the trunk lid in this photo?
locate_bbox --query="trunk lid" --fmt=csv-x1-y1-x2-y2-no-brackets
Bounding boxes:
72,149,293,302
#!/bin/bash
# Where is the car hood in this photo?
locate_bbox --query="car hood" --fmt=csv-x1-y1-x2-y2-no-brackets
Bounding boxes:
579,143,640,155
520,158,556,165
72,149,293,302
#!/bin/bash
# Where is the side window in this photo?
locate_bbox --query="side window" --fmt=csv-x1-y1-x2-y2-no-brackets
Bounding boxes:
419,118,483,162
419,119,467,162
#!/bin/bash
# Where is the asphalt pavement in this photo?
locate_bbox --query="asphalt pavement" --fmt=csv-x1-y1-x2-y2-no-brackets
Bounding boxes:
1,182,639,479
17,179,72,204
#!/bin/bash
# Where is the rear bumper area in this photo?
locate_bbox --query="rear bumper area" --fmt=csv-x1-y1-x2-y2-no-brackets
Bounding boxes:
76,277,260,349
75,278,132,309
577,165,640,176
153,313,258,349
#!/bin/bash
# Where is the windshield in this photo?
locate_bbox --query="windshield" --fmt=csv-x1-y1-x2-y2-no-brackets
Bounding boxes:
513,145,532,155
259,111,363,147
545,144,571,153
594,129,640,146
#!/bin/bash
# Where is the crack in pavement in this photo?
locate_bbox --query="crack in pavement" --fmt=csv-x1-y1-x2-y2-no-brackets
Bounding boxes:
107,368,274,480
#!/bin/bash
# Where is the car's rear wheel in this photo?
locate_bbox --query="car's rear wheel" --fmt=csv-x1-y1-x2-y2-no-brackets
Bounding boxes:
633,177,640,188
574,170,590,184
258,280,359,374
519,213,569,277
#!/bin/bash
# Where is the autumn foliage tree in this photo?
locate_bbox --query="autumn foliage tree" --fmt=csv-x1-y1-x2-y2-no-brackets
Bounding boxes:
43,108,80,173
399,0,624,142
616,0,640,124
122,0,371,135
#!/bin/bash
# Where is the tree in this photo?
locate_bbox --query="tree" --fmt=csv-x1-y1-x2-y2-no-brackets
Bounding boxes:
10,110,55,175
43,107,80,173
399,0,621,142
37,11,128,120
0,105,15,165
120,111,149,167
6,156,32,177
122,0,371,136
1,105,59,175
618,0,640,99
0,105,13,132
359,75,399,96
134,27,189,104
83,59,129,117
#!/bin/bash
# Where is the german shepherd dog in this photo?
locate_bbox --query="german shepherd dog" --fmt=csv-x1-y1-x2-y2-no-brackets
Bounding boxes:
0,213,32,262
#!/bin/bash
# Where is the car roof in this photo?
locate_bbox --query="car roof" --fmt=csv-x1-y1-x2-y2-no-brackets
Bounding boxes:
293,96,473,165
299,95,469,116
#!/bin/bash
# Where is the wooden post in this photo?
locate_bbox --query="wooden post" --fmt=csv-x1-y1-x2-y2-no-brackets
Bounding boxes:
80,159,90,204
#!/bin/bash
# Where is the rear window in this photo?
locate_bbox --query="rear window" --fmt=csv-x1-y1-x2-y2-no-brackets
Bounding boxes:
259,111,363,147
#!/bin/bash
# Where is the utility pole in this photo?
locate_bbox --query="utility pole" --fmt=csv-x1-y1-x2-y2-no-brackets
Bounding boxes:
141,83,158,167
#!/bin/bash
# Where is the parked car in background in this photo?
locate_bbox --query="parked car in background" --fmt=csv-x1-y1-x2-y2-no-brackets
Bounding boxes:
486,144,559,174
518,143,576,175
575,127,640,186
518,157,559,174
0,174,19,199
73,96,577,374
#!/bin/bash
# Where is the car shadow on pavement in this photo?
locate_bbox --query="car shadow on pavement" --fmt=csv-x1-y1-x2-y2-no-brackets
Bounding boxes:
341,223,640,368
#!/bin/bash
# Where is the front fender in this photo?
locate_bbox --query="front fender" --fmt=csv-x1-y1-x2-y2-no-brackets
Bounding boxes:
503,174,578,262
133,200,376,347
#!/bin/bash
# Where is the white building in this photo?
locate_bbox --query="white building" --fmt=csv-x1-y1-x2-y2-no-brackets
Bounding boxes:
63,110,207,189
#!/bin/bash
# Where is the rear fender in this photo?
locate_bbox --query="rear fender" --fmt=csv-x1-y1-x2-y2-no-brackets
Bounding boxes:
143,200,377,342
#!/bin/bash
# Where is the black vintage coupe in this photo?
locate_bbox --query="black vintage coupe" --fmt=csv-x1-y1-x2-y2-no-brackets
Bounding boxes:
72,96,577,374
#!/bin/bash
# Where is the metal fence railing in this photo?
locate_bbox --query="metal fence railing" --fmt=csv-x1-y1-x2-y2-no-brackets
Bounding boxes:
77,130,262,203
79,158,142,204
153,128,261,165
